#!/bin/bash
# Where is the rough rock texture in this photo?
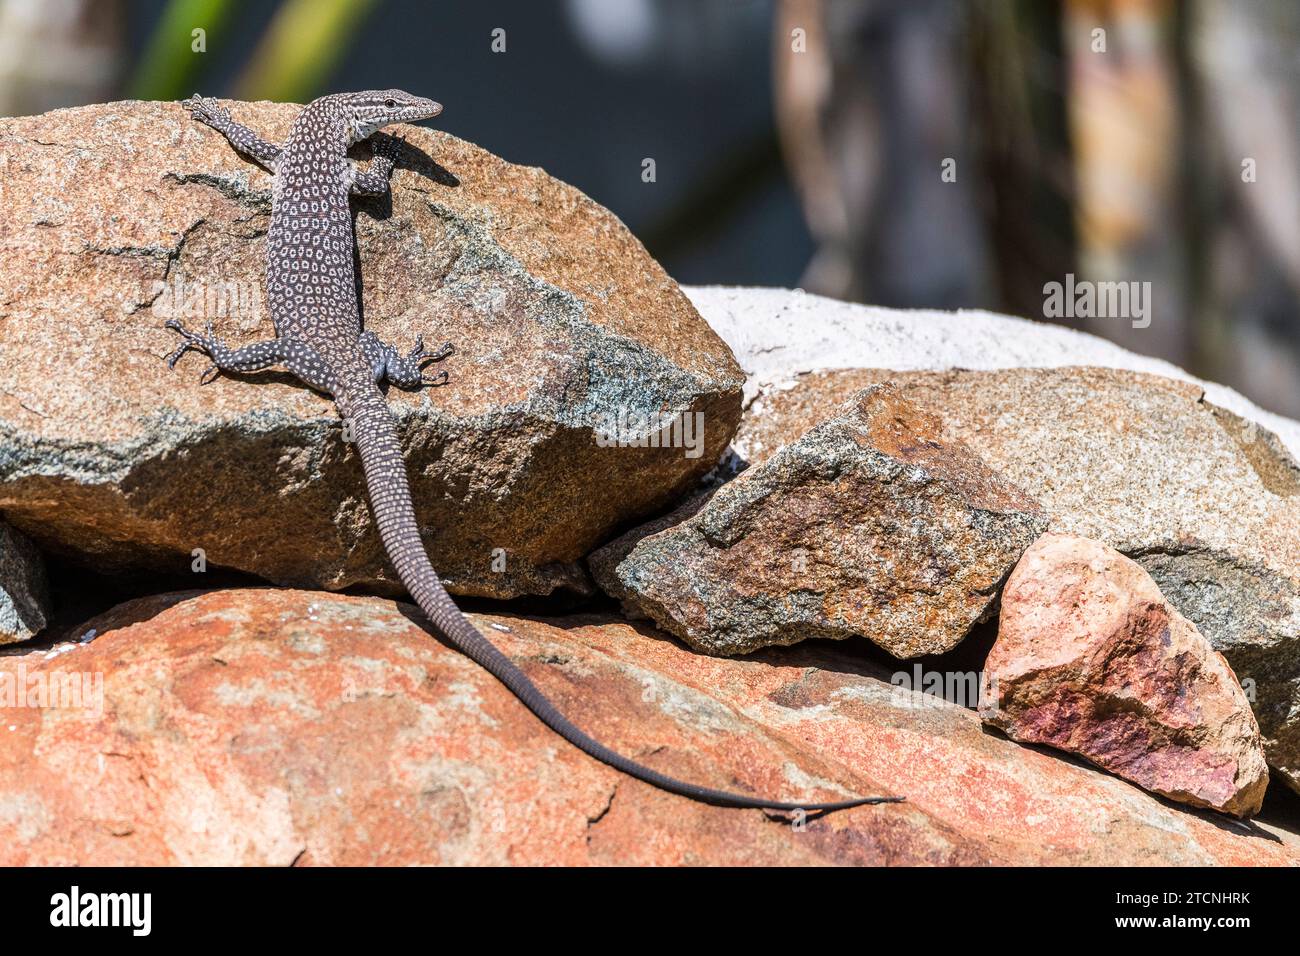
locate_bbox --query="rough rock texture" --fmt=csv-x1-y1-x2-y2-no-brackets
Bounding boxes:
1,588,1295,865
0,519,48,644
0,101,742,599
736,364,1300,794
591,385,1046,658
981,534,1269,817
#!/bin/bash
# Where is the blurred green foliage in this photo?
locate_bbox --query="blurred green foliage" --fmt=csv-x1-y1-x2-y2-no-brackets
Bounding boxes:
128,0,236,100
128,0,378,104
235,0,379,103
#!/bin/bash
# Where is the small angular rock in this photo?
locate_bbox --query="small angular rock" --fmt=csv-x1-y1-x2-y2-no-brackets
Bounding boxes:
980,534,1269,817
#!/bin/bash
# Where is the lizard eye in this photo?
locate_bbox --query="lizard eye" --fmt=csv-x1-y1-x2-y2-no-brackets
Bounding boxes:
384,99,396,108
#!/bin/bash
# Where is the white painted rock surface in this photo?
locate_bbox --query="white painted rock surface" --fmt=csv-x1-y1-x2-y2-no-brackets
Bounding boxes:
684,285,1300,460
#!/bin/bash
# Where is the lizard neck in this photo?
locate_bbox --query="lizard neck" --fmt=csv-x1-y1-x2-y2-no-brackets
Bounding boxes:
276,103,351,196
287,99,350,152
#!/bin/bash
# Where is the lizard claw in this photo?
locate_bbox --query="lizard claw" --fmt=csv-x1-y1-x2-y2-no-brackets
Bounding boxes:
183,94,230,129
409,338,454,364
165,318,197,368
164,319,220,382
371,133,405,162
421,369,450,387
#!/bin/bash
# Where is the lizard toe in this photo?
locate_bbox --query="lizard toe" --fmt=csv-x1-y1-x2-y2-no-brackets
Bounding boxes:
164,344,189,369
410,338,453,363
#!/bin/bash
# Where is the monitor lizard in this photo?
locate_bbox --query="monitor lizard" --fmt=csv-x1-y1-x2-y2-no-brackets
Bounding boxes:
165,90,902,812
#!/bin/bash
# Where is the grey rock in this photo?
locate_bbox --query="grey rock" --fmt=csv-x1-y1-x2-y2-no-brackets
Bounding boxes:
0,519,49,644
591,384,1046,658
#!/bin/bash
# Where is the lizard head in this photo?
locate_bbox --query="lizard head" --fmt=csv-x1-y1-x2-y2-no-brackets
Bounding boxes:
330,89,443,145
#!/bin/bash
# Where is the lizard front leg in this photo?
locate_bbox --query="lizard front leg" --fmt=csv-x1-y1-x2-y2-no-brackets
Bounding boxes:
349,134,404,196
164,320,337,394
358,330,454,388
184,95,283,171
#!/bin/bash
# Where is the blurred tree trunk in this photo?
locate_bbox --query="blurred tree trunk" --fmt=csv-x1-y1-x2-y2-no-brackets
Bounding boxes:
1063,0,1189,363
968,0,1079,327
774,0,995,309
1193,0,1300,417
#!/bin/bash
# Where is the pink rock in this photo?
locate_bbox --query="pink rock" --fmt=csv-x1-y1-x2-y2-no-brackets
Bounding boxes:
980,534,1269,817
0,587,1294,863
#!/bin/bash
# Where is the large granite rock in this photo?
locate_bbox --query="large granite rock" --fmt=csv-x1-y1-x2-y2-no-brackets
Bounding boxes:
1,588,1294,865
0,588,919,866
0,101,742,599
0,519,48,644
982,534,1269,818
736,363,1300,794
592,384,1046,658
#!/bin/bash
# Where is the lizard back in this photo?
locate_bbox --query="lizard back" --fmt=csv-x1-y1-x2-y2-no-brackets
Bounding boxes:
267,99,361,361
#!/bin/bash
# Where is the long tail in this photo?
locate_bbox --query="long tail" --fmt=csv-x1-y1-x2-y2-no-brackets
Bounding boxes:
341,381,902,812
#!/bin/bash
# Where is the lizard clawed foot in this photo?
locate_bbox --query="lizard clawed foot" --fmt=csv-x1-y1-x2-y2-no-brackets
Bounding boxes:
410,336,453,386
164,319,223,384
182,94,231,129
407,335,454,365
164,318,211,367
412,336,453,387
371,132,406,163
363,331,455,389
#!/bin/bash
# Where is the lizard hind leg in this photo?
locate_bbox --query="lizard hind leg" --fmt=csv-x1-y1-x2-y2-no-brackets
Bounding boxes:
360,330,454,389
163,320,336,393
164,319,283,384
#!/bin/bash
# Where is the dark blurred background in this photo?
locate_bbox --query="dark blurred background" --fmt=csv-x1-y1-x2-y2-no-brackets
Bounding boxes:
4,0,1299,417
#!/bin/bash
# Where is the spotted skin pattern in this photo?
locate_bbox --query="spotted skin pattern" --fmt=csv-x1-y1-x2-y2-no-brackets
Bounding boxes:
168,91,900,812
